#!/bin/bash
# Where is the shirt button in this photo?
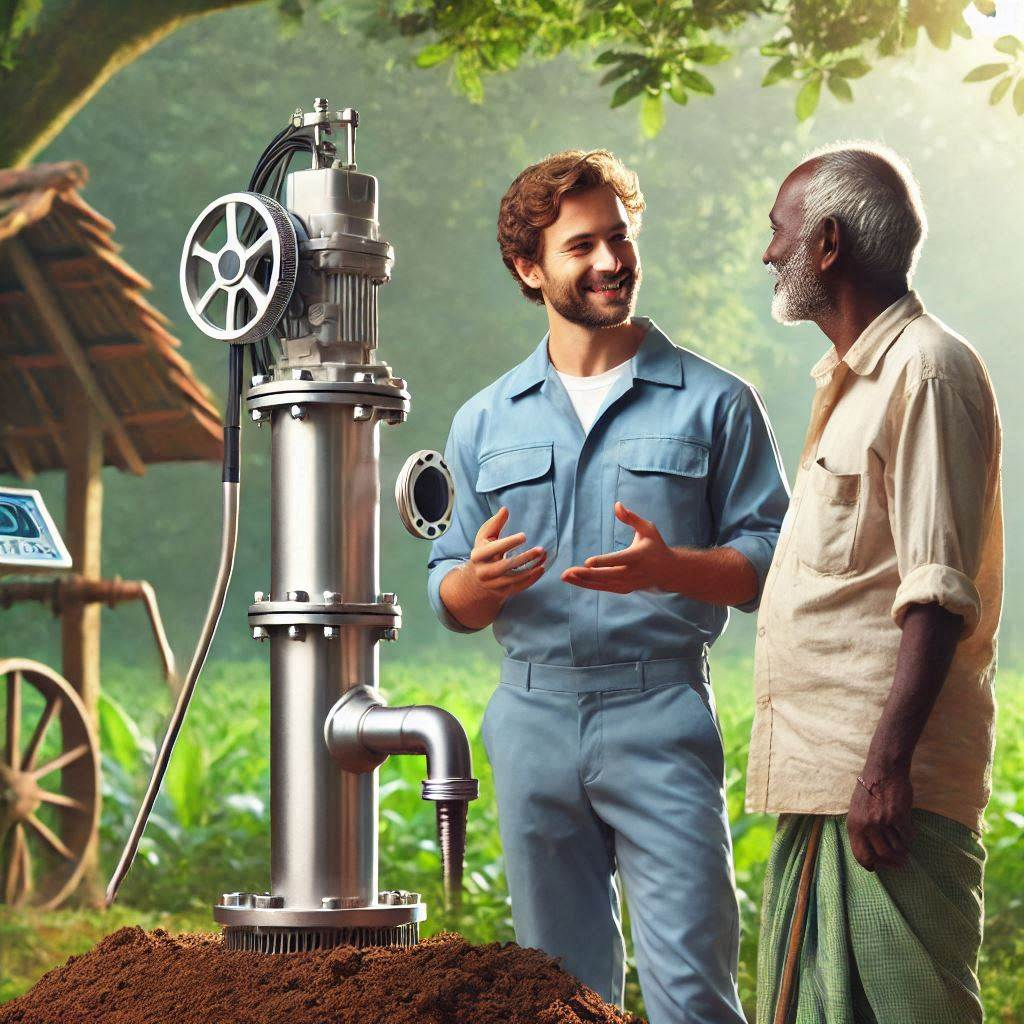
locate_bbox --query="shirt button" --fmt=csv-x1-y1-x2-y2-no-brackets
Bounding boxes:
801,459,811,470
757,695,772,709
757,626,766,637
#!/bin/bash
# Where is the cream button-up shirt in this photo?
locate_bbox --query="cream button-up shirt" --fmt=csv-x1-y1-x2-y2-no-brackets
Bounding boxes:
746,292,1003,833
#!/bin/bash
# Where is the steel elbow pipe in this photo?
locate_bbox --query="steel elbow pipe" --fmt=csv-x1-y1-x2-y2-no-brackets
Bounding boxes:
324,686,478,910
367,705,478,802
324,686,479,801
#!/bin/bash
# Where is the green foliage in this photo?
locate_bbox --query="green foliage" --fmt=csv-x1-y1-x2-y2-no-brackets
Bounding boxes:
0,0,43,71
98,662,272,908
342,0,1015,135
639,93,665,138
964,33,1024,114
795,71,822,120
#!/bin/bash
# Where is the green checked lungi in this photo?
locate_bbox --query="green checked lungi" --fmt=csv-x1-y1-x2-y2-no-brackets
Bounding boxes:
757,810,986,1024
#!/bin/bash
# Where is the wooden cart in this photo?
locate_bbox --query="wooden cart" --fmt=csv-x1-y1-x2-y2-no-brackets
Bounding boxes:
0,163,222,908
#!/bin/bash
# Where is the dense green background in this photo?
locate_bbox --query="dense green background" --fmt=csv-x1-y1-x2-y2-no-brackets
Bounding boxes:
1,2,1020,667
1,3,1022,1020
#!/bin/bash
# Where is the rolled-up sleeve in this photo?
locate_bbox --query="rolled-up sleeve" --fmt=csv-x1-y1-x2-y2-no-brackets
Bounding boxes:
889,378,991,638
708,385,791,612
427,415,489,634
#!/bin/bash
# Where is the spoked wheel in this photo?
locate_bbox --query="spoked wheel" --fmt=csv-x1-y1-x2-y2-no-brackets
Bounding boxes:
0,659,100,909
179,191,298,344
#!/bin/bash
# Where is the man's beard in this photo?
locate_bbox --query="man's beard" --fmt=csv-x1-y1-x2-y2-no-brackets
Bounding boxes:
541,263,642,329
768,241,831,325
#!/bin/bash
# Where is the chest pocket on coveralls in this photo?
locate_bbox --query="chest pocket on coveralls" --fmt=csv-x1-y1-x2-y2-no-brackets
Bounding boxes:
613,437,709,549
476,443,558,561
796,457,863,576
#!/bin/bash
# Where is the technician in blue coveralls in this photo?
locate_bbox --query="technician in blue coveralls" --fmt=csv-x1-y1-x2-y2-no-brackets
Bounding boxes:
427,150,789,1024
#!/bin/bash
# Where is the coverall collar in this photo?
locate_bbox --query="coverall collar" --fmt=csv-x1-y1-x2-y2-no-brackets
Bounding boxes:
505,316,684,400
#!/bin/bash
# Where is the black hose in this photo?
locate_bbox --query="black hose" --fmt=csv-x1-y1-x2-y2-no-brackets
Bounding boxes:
223,345,244,484
249,342,267,381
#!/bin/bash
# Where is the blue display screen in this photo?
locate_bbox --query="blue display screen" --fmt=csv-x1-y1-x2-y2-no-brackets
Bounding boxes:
0,490,71,569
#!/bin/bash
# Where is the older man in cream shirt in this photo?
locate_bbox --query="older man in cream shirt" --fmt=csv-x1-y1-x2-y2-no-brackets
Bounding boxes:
751,142,1002,1024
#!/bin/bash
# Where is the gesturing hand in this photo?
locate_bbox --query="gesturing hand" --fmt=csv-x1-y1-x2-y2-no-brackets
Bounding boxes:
561,502,674,594
846,768,916,872
468,506,547,598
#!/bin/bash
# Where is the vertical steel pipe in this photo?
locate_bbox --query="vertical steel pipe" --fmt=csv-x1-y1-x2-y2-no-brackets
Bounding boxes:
269,403,381,908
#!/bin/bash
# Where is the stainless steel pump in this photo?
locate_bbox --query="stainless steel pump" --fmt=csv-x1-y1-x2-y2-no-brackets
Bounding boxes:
107,100,478,954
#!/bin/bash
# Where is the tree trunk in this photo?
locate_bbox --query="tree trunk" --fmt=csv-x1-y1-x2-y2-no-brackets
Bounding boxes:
0,0,261,168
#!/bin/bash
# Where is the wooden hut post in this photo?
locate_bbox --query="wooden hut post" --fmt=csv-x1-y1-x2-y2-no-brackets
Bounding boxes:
60,395,104,904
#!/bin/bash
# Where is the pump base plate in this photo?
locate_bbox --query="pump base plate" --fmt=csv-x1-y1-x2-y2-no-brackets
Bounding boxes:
214,902,425,929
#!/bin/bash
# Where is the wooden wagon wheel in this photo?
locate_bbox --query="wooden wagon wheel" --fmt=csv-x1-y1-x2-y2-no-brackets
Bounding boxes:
0,658,100,909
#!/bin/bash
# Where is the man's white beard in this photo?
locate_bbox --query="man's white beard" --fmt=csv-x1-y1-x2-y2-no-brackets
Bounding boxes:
769,241,830,325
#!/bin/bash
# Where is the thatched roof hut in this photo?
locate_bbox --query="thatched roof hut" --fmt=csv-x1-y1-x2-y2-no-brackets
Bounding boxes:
0,161,221,478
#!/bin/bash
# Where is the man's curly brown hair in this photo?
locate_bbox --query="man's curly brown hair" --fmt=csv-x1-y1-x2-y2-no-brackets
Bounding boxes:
497,149,645,304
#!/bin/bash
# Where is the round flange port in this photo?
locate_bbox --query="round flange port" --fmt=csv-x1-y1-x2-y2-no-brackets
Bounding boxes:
395,450,454,540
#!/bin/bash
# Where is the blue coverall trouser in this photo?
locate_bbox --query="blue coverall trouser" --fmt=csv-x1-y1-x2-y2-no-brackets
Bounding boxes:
482,657,747,1024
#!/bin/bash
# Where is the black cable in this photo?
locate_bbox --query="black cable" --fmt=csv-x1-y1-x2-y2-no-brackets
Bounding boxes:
249,342,267,380
228,122,315,377
223,344,244,484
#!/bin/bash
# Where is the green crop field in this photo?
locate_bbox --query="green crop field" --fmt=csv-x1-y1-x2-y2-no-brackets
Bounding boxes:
2,654,1022,1021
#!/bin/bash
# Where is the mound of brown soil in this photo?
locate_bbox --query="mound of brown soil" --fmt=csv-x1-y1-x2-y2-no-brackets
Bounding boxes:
0,927,644,1024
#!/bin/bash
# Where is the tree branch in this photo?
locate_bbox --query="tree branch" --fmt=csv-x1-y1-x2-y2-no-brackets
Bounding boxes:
0,0,263,168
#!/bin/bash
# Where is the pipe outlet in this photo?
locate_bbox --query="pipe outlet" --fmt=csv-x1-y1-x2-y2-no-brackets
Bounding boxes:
323,687,479,802
323,685,479,911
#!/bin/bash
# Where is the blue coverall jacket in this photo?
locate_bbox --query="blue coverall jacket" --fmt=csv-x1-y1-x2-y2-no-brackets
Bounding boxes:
428,318,789,1023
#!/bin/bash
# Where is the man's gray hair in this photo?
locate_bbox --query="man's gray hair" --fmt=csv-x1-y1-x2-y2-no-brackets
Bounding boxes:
800,141,928,283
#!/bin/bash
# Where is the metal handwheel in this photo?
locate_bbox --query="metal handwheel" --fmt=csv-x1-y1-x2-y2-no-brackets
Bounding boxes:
180,191,298,344
0,659,101,908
